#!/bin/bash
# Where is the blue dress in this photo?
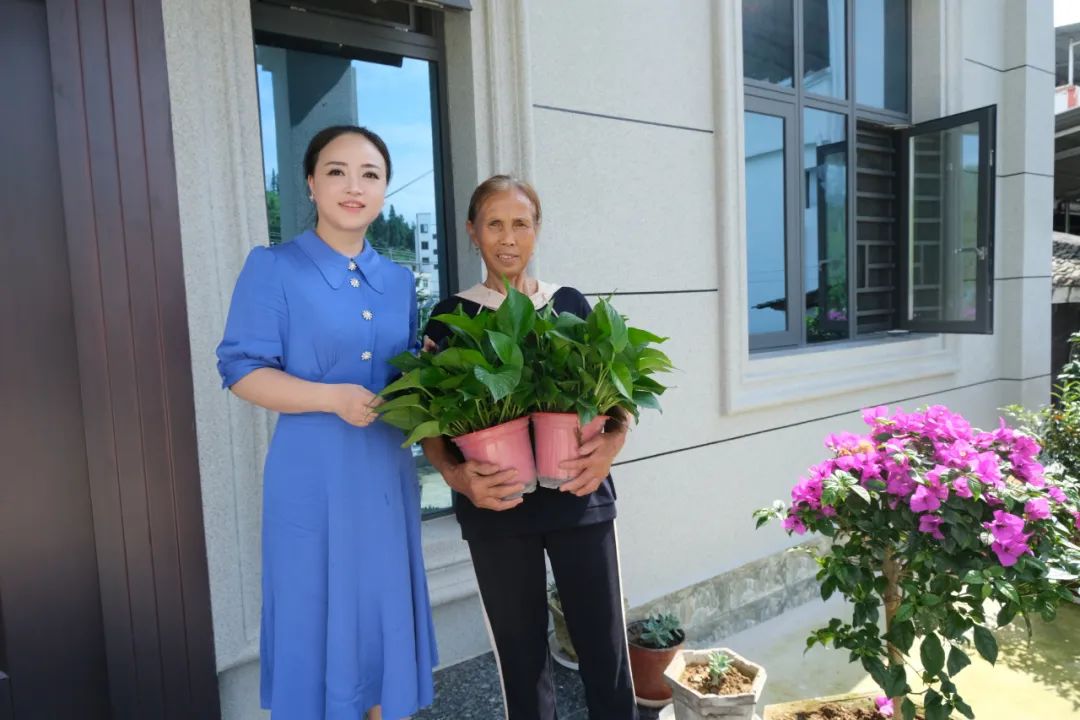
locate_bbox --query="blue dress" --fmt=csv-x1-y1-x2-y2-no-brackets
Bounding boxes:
217,230,437,719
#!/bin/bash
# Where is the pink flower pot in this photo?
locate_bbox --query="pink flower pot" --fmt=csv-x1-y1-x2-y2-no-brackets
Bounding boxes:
452,417,537,498
531,412,608,489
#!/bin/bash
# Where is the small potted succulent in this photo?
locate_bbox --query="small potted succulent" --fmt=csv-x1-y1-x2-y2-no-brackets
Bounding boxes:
547,581,577,666
663,648,766,720
377,285,538,494
755,404,1080,720
627,612,685,706
530,298,672,488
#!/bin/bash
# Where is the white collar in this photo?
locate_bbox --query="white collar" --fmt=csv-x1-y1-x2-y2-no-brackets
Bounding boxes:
457,280,563,311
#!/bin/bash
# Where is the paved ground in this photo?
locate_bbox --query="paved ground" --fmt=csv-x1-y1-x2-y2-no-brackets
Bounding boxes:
415,596,1080,719
412,651,666,719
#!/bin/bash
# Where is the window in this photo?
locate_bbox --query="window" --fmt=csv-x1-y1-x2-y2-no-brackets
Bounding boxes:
742,0,995,350
253,0,459,517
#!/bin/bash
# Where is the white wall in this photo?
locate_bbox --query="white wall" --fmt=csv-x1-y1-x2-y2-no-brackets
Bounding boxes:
163,0,1054,717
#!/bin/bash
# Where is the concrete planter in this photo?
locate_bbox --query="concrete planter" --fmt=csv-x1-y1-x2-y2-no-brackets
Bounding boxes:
662,648,766,719
762,691,921,719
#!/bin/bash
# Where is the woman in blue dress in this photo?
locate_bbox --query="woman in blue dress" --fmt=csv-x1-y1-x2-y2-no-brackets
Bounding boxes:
217,126,437,720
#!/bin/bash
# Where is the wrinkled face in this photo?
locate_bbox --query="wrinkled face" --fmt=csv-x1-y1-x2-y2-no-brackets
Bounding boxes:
307,133,388,236
467,189,538,280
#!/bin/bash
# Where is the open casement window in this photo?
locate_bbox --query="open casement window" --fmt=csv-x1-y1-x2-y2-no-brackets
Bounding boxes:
899,105,996,334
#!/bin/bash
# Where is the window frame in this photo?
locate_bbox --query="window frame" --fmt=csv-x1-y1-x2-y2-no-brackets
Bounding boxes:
252,1,461,520
745,96,802,350
744,0,916,351
252,1,460,299
899,104,997,335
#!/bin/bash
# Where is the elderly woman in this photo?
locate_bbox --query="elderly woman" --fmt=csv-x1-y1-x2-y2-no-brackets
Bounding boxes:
421,175,638,720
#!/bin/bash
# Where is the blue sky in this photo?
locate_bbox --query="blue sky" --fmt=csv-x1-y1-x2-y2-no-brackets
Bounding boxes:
257,54,438,229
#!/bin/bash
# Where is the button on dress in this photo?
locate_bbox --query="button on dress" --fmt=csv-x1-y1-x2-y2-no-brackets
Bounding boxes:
217,230,437,719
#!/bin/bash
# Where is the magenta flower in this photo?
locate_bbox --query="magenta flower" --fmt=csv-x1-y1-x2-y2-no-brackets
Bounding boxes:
952,476,974,499
862,406,889,426
886,466,916,497
918,514,946,540
1048,486,1067,504
874,696,894,718
986,510,1026,542
1024,498,1051,521
910,485,942,513
970,451,1003,488
991,534,1031,567
792,476,824,510
782,513,807,535
1074,511,1080,532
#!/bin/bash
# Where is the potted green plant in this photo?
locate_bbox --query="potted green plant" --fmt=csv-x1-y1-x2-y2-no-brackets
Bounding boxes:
530,298,673,488
662,648,766,720
377,285,538,494
546,581,577,667
754,404,1080,720
627,612,685,706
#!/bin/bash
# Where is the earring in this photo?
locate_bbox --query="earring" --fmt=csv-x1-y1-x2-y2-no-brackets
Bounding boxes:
472,245,480,255
309,194,315,202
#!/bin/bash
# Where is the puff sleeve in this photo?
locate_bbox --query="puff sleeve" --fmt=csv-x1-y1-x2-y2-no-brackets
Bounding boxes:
216,246,288,388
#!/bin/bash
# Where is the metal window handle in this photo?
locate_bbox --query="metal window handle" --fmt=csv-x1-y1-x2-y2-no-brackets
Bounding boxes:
953,247,988,260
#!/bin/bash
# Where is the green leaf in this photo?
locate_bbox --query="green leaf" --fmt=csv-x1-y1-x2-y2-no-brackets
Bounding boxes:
637,347,673,372
884,664,909,697
893,602,915,623
632,391,661,412
432,309,485,343
375,393,425,414
378,406,433,432
920,632,945,676
380,369,425,397
888,620,916,653
433,347,491,371
494,285,536,342
901,698,917,720
954,696,976,719
611,362,634,400
627,326,667,346
850,484,872,504
485,330,523,369
403,420,442,446
973,625,998,665
947,645,971,676
997,604,1017,628
474,364,522,402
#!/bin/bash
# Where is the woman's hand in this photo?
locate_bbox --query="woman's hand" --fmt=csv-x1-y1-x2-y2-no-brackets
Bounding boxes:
330,384,383,427
446,460,525,511
558,427,628,497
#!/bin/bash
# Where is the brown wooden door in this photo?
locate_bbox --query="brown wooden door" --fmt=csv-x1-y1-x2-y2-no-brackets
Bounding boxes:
0,0,220,717
0,1,113,717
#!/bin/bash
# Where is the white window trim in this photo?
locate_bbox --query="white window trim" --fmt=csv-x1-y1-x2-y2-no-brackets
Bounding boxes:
712,1,960,416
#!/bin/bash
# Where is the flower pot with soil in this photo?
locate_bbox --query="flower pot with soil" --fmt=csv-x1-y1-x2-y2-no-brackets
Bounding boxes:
378,285,539,494
663,648,766,720
763,692,918,720
452,416,536,496
531,412,607,488
627,613,685,706
530,297,673,487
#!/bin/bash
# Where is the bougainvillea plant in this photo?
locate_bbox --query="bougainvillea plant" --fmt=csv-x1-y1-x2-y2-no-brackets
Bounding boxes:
754,405,1080,720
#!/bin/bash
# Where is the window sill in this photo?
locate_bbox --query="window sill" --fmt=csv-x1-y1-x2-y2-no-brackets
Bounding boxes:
421,513,478,606
725,332,959,414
